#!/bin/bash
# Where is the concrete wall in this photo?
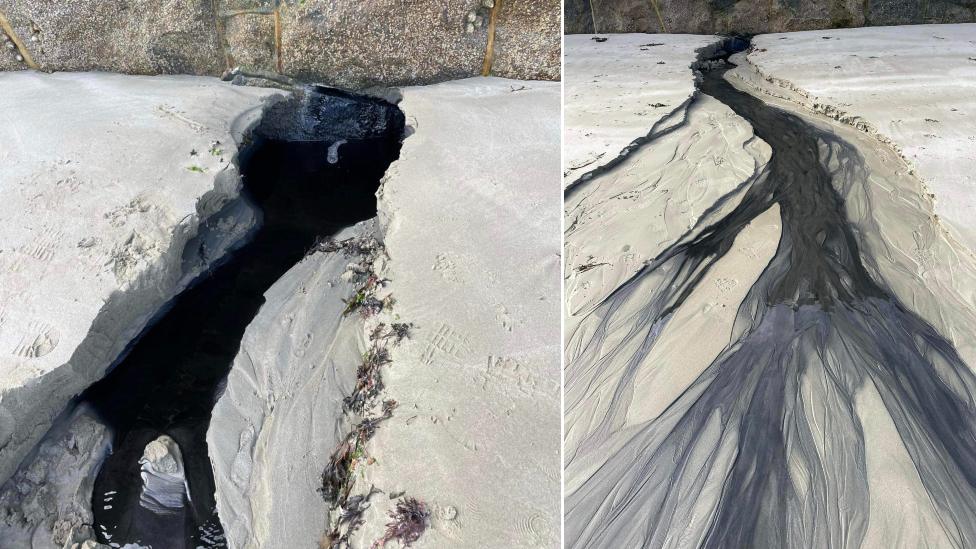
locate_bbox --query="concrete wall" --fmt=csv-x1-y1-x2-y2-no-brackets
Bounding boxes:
0,0,559,87
565,0,976,34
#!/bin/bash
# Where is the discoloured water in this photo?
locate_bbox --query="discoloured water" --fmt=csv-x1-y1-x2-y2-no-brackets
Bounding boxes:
566,41,976,548
83,89,404,548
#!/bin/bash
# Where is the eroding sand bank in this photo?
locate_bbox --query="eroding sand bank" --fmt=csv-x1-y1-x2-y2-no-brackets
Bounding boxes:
0,72,280,545
355,78,561,548
208,223,370,549
209,77,561,548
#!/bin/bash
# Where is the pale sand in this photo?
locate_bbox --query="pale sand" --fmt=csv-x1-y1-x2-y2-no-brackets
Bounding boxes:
748,24,976,250
854,381,954,548
565,29,976,548
208,222,369,549
566,205,782,491
353,77,561,548
565,92,770,334
563,33,720,187
728,52,976,373
625,205,781,426
725,58,976,545
0,71,280,492
208,77,561,548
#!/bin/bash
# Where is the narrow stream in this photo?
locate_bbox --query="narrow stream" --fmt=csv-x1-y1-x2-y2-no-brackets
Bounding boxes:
82,88,404,548
566,40,976,548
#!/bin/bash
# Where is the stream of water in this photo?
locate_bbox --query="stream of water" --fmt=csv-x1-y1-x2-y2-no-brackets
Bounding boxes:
83,88,404,548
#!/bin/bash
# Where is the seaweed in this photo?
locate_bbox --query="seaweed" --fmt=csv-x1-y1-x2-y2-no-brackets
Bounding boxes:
320,401,396,504
371,498,431,548
315,234,426,548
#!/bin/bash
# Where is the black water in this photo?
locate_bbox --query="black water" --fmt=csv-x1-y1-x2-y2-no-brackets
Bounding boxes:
83,89,404,548
567,41,976,548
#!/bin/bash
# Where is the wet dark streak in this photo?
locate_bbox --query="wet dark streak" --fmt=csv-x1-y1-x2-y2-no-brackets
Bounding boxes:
566,44,976,548
565,94,696,201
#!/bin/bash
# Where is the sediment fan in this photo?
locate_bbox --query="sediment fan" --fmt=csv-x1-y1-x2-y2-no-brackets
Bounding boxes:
566,42,976,549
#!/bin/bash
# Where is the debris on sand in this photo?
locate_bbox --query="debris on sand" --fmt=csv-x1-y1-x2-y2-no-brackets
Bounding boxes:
371,498,431,548
314,236,426,548
311,236,395,318
576,261,610,273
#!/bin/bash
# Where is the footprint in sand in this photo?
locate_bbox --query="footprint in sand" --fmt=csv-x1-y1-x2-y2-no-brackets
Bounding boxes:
12,321,60,359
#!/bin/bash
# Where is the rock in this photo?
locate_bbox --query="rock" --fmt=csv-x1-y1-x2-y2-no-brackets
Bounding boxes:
0,1,559,85
490,0,561,81
277,0,488,88
223,12,277,74
0,405,111,548
588,0,666,33
138,436,188,515
0,71,282,493
0,0,224,75
564,0,976,33
564,0,595,33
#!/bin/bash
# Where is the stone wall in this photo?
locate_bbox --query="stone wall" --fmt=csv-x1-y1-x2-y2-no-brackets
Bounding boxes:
0,0,559,87
565,0,976,34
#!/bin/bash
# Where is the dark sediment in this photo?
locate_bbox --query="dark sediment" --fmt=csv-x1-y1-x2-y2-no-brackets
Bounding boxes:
83,88,404,548
566,40,976,548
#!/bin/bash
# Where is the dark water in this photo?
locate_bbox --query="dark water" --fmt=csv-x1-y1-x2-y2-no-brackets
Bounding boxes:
566,41,976,548
83,88,404,548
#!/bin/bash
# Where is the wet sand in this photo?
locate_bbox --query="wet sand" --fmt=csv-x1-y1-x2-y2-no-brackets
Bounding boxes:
566,36,976,549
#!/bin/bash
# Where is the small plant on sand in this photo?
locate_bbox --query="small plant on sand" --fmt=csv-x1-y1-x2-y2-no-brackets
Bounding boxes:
371,498,431,549
342,290,368,316
187,165,206,173
310,235,391,318
358,296,385,318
